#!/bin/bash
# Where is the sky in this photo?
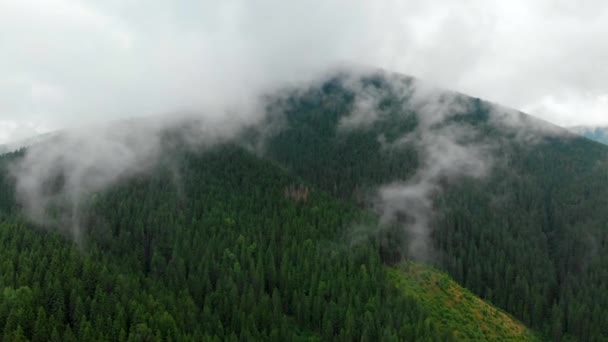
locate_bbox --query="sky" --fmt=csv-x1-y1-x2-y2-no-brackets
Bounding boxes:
1,0,607,144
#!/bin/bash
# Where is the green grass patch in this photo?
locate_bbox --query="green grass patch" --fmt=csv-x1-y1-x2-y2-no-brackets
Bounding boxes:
387,262,542,341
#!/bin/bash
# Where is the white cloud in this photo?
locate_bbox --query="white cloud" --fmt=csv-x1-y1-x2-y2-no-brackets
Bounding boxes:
524,93,608,127
1,0,608,142
0,120,52,145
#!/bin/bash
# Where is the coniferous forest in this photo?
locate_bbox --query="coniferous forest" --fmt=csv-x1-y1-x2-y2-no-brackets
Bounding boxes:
1,72,608,341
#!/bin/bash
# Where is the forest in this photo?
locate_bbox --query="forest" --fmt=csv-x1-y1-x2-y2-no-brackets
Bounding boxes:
1,71,607,340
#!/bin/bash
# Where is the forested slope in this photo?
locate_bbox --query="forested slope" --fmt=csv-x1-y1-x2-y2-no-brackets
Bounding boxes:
0,145,464,341
1,70,607,341
387,262,539,341
257,72,608,341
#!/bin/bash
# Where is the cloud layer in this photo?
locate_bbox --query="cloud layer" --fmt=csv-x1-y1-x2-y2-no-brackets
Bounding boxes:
1,0,608,144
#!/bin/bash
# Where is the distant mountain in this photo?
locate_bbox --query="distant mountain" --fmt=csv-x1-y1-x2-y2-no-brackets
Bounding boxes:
570,125,608,145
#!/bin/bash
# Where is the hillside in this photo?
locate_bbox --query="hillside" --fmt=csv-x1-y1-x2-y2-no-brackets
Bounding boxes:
387,262,539,341
0,142,540,341
253,72,608,340
1,70,608,340
0,144,463,341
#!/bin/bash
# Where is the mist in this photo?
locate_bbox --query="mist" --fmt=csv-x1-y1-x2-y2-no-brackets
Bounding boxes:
0,0,592,252
340,78,493,261
8,107,279,242
2,0,608,141
8,63,574,258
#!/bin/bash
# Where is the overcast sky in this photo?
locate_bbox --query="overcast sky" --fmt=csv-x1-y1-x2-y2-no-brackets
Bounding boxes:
1,0,607,144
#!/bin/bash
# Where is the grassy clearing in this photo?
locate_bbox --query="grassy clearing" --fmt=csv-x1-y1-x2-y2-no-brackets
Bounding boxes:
387,262,542,341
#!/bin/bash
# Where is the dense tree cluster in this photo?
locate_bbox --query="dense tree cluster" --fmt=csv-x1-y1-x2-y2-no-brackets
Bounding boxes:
2,72,608,341
0,146,453,341
260,74,608,341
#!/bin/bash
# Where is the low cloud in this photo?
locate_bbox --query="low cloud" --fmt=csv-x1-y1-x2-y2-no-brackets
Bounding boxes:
2,0,608,139
8,111,264,242
371,82,493,261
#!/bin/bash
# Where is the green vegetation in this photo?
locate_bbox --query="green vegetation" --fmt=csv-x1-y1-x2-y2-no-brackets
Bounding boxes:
387,262,539,341
0,145,458,341
2,71,608,340
258,73,608,340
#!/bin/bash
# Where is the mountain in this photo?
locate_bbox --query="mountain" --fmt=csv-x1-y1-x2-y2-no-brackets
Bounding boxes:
259,73,608,340
256,73,608,341
570,126,608,145
0,70,607,340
